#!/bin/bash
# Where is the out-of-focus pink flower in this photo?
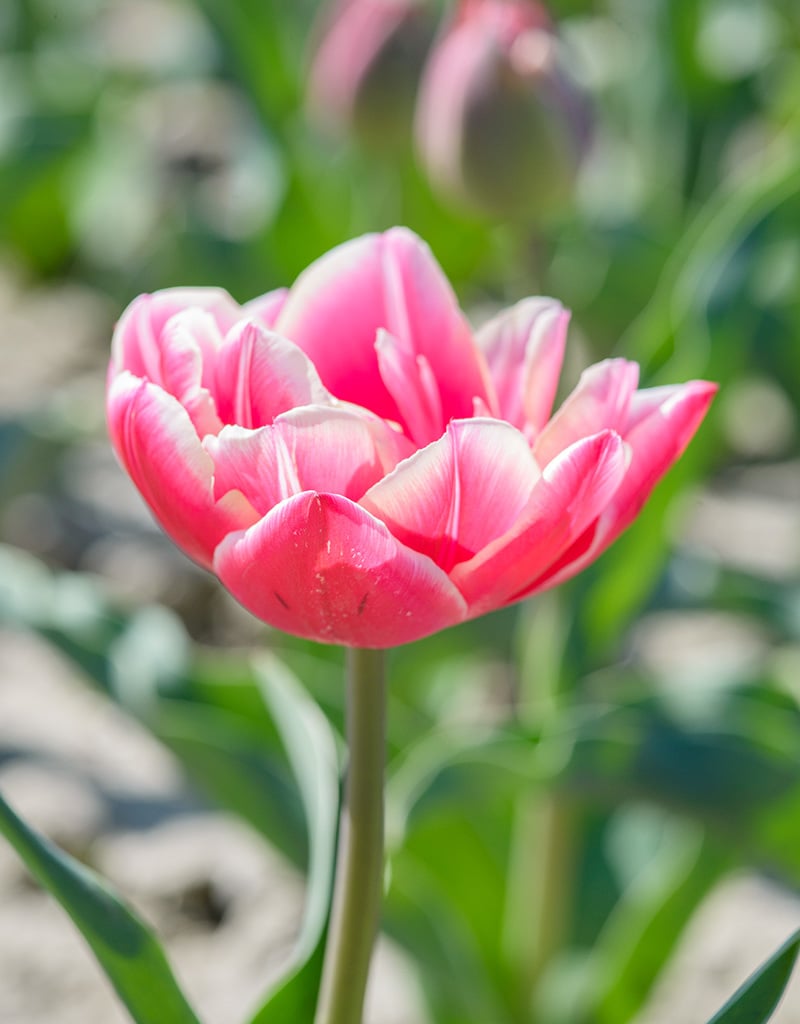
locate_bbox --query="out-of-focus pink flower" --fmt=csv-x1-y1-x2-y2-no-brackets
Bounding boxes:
107,227,716,648
416,0,590,218
308,0,435,150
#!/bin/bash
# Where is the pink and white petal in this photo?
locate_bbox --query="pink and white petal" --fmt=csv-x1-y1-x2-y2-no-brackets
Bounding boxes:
274,228,492,424
521,380,718,595
274,233,400,418
595,379,718,542
451,429,626,612
157,310,225,436
377,228,493,422
617,381,718,523
534,358,640,465
206,425,301,516
476,297,569,434
376,329,444,446
107,372,258,569
111,288,242,382
242,288,289,330
207,405,408,513
361,418,540,573
277,405,409,497
214,492,468,647
214,320,333,429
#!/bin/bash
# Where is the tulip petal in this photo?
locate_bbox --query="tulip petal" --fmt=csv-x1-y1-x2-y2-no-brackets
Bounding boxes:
243,287,289,329
214,492,468,647
451,429,626,611
157,310,225,436
214,320,333,429
107,373,258,569
361,418,540,573
531,380,718,592
534,358,640,465
619,380,718,523
274,227,492,429
375,328,444,446
111,288,241,384
307,0,414,131
476,297,569,437
415,12,482,204
207,405,410,513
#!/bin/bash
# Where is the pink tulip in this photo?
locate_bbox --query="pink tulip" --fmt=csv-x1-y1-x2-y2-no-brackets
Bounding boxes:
307,0,435,150
416,0,590,218
107,228,716,648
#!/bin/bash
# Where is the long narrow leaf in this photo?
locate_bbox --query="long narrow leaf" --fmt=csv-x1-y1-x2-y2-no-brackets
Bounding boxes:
590,832,728,1024
0,791,202,1024
249,654,341,1023
706,929,800,1024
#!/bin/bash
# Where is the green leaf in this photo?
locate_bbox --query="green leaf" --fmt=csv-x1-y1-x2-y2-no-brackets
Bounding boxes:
0,790,202,1024
386,726,537,1024
706,929,800,1024
588,828,728,1024
156,699,306,866
558,701,800,832
249,653,341,1023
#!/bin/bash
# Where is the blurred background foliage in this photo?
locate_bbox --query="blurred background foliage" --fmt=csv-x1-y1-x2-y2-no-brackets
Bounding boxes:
1,0,800,1022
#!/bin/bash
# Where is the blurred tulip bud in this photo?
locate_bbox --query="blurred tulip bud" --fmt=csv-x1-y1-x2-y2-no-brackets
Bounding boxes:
308,0,436,151
416,0,590,219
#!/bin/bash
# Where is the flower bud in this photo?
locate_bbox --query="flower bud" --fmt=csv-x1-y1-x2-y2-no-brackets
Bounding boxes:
415,0,590,219
307,0,436,152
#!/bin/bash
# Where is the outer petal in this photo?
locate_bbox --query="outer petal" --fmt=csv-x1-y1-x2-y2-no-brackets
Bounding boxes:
414,7,484,204
111,288,242,384
107,372,259,569
531,380,719,592
476,297,569,437
274,227,492,428
360,418,539,573
214,492,468,647
206,405,410,513
214,320,333,429
618,381,718,522
534,358,639,465
307,0,413,131
451,429,626,611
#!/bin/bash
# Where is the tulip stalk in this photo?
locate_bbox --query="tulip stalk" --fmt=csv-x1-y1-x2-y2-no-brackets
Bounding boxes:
504,594,574,1012
315,648,387,1024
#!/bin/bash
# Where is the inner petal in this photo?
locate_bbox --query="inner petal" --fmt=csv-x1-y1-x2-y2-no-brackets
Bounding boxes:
207,405,408,514
534,358,640,465
360,418,540,573
476,297,569,437
375,329,445,446
157,310,225,437
273,228,493,426
111,287,241,384
213,320,333,429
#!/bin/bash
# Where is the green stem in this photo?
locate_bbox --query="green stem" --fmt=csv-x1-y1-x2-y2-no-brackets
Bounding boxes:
315,648,387,1024
503,594,575,1018
505,794,575,1007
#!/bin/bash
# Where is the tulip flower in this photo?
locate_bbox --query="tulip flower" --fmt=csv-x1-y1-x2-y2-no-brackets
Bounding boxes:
307,0,435,150
415,0,590,218
107,227,715,650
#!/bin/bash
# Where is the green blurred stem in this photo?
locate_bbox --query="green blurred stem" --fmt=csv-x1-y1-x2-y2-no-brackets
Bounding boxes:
315,648,387,1024
505,794,575,1008
504,595,574,1017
